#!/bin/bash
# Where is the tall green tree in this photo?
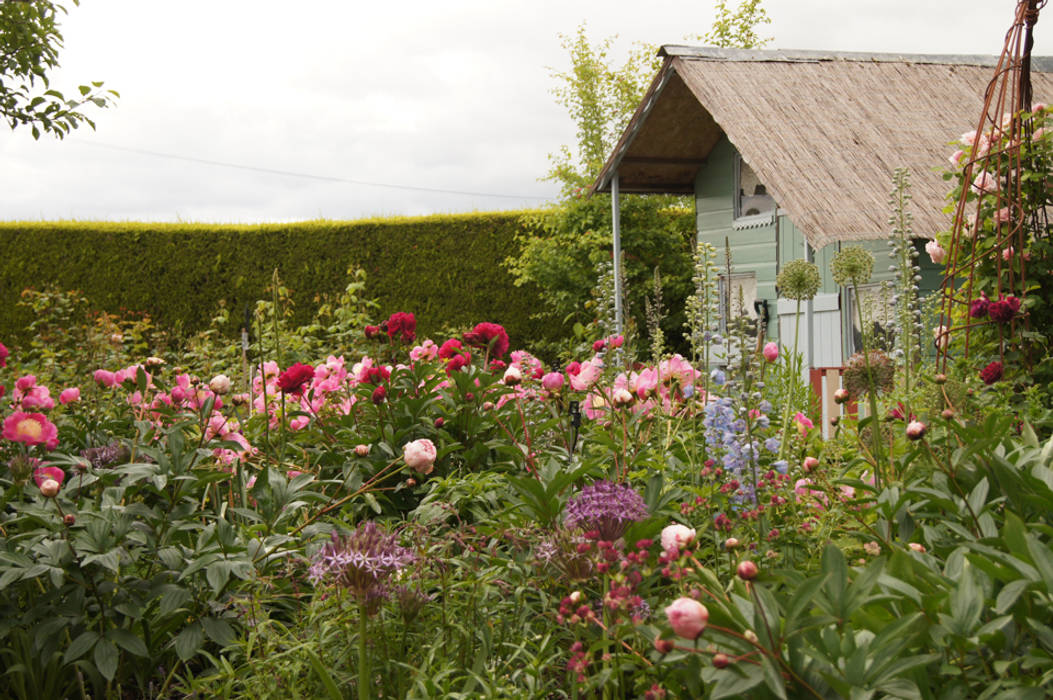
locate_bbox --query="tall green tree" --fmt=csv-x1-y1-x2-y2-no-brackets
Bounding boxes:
1,0,116,138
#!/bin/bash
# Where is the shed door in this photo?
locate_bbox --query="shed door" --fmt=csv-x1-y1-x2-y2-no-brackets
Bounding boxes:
777,292,842,375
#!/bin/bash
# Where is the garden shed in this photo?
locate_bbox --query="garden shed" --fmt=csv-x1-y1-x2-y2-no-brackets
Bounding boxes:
592,46,1053,376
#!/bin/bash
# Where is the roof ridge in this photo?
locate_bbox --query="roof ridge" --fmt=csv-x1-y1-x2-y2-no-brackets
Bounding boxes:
659,45,1053,72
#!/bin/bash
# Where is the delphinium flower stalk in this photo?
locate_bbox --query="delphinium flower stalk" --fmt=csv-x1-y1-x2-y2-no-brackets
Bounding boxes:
774,258,821,462
684,240,724,476
645,266,665,363
309,521,416,700
886,168,924,403
832,245,885,482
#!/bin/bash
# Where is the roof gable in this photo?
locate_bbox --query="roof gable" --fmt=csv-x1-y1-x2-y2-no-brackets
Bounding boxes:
594,46,1053,249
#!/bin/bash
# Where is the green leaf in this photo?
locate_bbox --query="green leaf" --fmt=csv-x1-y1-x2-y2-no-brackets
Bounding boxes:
107,628,148,658
201,617,236,647
967,477,989,517
710,664,765,698
63,630,99,663
949,561,983,635
995,579,1030,614
307,649,343,700
173,622,204,661
93,638,119,681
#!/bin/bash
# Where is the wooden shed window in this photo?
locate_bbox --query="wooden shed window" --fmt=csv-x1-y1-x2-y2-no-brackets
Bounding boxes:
735,156,776,220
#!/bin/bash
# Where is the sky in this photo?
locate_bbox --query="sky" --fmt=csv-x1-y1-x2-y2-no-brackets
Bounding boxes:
1,0,1050,223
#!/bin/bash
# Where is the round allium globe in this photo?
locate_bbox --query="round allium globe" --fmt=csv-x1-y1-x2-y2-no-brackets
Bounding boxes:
842,350,895,400
664,597,708,640
308,522,415,611
831,245,875,287
776,259,821,301
564,480,648,541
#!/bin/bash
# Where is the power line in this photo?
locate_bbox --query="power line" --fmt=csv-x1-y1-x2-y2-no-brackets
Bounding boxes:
73,140,554,201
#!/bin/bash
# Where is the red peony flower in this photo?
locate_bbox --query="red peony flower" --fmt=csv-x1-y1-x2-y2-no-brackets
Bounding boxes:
386,312,416,343
0,341,8,368
364,366,390,385
364,325,381,340
371,385,387,404
980,360,1004,384
462,322,509,359
277,363,315,394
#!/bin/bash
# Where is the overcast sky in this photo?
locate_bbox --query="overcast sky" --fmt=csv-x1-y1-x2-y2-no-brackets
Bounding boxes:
1,0,1050,223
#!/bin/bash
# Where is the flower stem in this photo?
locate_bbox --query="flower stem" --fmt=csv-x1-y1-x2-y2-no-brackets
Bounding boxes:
358,604,369,700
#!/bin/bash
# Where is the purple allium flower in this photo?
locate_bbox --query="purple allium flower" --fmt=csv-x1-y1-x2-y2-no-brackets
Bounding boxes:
308,521,415,610
564,480,648,541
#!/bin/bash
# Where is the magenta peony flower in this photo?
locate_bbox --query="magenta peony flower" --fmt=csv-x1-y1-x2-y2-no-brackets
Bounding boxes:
463,322,509,359
438,338,463,359
402,438,437,475
277,363,315,394
762,342,779,362
445,352,471,374
0,341,7,368
3,412,59,449
665,597,708,640
364,324,381,340
980,361,1003,385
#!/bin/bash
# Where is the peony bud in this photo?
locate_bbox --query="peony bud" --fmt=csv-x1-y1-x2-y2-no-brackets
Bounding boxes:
737,560,759,581
402,438,437,475
654,638,675,654
664,597,708,640
209,374,232,395
712,652,731,668
144,356,166,369
611,387,634,407
405,478,417,487
723,537,740,550
39,478,60,498
802,456,820,472
661,523,696,552
502,366,523,386
762,342,779,362
355,444,370,457
905,420,927,441
908,542,926,553
833,388,850,405
63,513,76,526
933,373,947,384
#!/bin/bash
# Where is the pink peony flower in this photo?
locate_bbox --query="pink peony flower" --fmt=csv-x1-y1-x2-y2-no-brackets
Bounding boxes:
793,412,814,437
762,342,779,362
33,465,65,487
59,387,81,405
569,357,604,392
502,366,523,385
409,339,438,362
437,338,463,359
660,523,696,552
94,369,117,388
541,372,564,392
15,375,36,392
665,597,708,640
403,438,437,475
925,239,947,264
3,412,59,449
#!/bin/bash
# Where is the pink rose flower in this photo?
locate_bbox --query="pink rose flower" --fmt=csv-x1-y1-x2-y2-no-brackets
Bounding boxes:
665,597,708,640
59,387,81,405
925,239,947,264
403,438,437,475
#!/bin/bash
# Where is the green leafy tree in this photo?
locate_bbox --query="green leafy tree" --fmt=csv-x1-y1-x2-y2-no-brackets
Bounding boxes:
697,0,773,49
1,0,116,138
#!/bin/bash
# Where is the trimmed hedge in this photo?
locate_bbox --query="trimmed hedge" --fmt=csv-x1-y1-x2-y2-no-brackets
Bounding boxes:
0,211,553,351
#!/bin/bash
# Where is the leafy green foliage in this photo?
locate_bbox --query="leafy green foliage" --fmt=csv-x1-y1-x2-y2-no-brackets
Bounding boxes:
0,0,116,138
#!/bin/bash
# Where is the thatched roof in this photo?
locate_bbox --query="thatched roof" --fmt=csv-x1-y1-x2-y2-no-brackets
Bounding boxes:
593,46,1053,250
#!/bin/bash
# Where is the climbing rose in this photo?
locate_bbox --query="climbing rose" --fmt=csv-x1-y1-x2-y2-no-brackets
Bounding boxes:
969,294,990,318
277,363,314,394
987,295,1021,324
665,598,708,640
925,239,947,264
980,361,1003,385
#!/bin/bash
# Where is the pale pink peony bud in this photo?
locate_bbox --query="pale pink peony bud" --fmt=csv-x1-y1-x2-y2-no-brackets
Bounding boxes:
660,523,696,552
355,444,371,457
664,597,708,640
209,374,232,395
39,478,61,498
906,421,927,441
737,560,759,581
402,438,437,475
